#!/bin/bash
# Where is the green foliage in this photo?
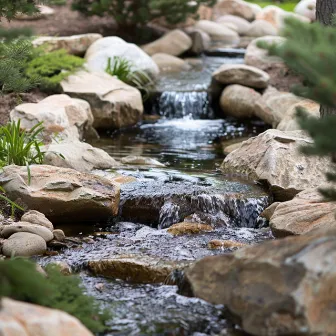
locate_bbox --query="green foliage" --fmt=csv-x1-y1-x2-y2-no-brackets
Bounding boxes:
0,258,110,333
48,0,67,5
72,0,216,28
0,27,34,41
0,119,45,168
106,56,154,100
0,0,44,20
25,49,85,92
245,1,298,11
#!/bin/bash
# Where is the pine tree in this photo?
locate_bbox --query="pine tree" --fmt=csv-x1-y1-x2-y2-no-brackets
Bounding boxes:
0,0,42,21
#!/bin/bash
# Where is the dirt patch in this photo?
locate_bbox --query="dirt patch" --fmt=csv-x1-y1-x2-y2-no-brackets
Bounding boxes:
0,90,48,126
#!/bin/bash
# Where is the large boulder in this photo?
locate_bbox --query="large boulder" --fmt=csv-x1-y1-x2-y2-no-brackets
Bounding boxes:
0,165,120,223
85,37,159,79
269,188,336,237
213,64,269,89
194,20,239,44
10,94,94,142
246,19,278,37
0,298,93,336
212,0,260,21
216,15,252,35
43,141,121,172
277,100,320,131
221,129,330,201
183,226,336,336
32,34,102,56
142,29,192,57
220,84,261,119
152,53,190,73
61,71,143,130
295,0,316,21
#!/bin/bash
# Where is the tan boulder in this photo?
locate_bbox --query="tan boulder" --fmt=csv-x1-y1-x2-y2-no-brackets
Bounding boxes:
167,222,213,236
61,71,143,130
221,129,330,201
216,15,252,35
0,165,120,223
0,298,93,336
246,19,278,37
212,0,259,21
142,29,192,56
21,210,54,231
152,53,190,73
208,239,247,249
213,64,270,89
223,141,243,155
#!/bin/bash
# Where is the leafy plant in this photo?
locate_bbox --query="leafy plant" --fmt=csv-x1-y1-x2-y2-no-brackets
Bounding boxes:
0,0,44,21
0,27,34,41
0,258,111,333
106,56,154,100
25,49,85,92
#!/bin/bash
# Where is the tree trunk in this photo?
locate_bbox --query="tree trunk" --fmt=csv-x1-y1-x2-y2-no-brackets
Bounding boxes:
317,0,336,116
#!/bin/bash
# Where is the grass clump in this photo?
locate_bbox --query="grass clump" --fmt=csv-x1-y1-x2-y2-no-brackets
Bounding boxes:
0,258,111,333
26,49,84,92
245,1,298,11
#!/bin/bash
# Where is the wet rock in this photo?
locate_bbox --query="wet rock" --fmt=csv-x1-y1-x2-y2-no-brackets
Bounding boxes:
246,20,278,37
43,141,121,172
254,86,304,126
61,71,143,130
53,229,66,242
295,0,316,21
213,64,269,89
277,100,320,131
220,84,261,119
15,5,54,20
120,156,165,167
221,129,330,201
183,226,336,336
32,34,102,56
21,210,54,231
10,94,94,142
194,20,239,44
112,175,138,185
260,201,280,220
0,165,120,223
270,188,336,237
2,223,53,242
212,0,259,21
86,37,159,79
88,254,190,284
216,15,251,35
188,29,211,54
2,232,47,257
152,53,190,73
0,298,93,336
245,36,285,71
167,222,213,236
142,29,192,57
223,142,243,155
52,261,72,275
208,239,247,249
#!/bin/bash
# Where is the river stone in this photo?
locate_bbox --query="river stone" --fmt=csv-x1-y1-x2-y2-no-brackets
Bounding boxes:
10,94,94,142
21,210,54,231
213,64,269,89
32,34,102,56
0,165,120,223
182,226,336,336
88,254,191,284
43,141,121,173
208,239,247,249
53,229,66,242
142,29,192,57
85,36,159,79
212,0,258,21
167,222,213,236
220,84,261,119
269,188,336,237
188,29,211,54
0,298,93,336
216,15,251,35
61,71,144,130
295,0,316,21
277,100,320,131
2,223,53,242
194,20,239,44
152,53,190,73
260,201,281,221
2,232,47,257
254,87,304,126
121,156,165,167
221,129,330,201
246,19,278,37
223,142,243,155
245,36,286,71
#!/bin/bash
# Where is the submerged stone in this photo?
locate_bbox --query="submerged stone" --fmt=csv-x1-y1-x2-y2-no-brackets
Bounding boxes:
167,222,213,236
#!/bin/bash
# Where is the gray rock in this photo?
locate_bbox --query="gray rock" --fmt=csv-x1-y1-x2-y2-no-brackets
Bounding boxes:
246,19,278,37
53,229,66,242
2,223,54,242
188,29,211,54
216,15,252,35
295,0,316,21
152,53,190,73
21,210,54,231
121,156,165,167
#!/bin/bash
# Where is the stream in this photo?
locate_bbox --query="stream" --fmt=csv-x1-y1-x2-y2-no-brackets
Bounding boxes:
41,52,272,336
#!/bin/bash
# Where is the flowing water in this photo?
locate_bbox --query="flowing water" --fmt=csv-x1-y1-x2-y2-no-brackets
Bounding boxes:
45,53,272,335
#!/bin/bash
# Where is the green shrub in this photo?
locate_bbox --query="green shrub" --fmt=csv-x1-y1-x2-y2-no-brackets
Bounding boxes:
48,0,67,5
0,27,34,41
0,258,110,333
72,0,216,28
0,0,42,20
25,49,84,92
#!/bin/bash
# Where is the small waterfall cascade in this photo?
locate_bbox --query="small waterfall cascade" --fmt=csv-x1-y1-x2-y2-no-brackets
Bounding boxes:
152,91,213,119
